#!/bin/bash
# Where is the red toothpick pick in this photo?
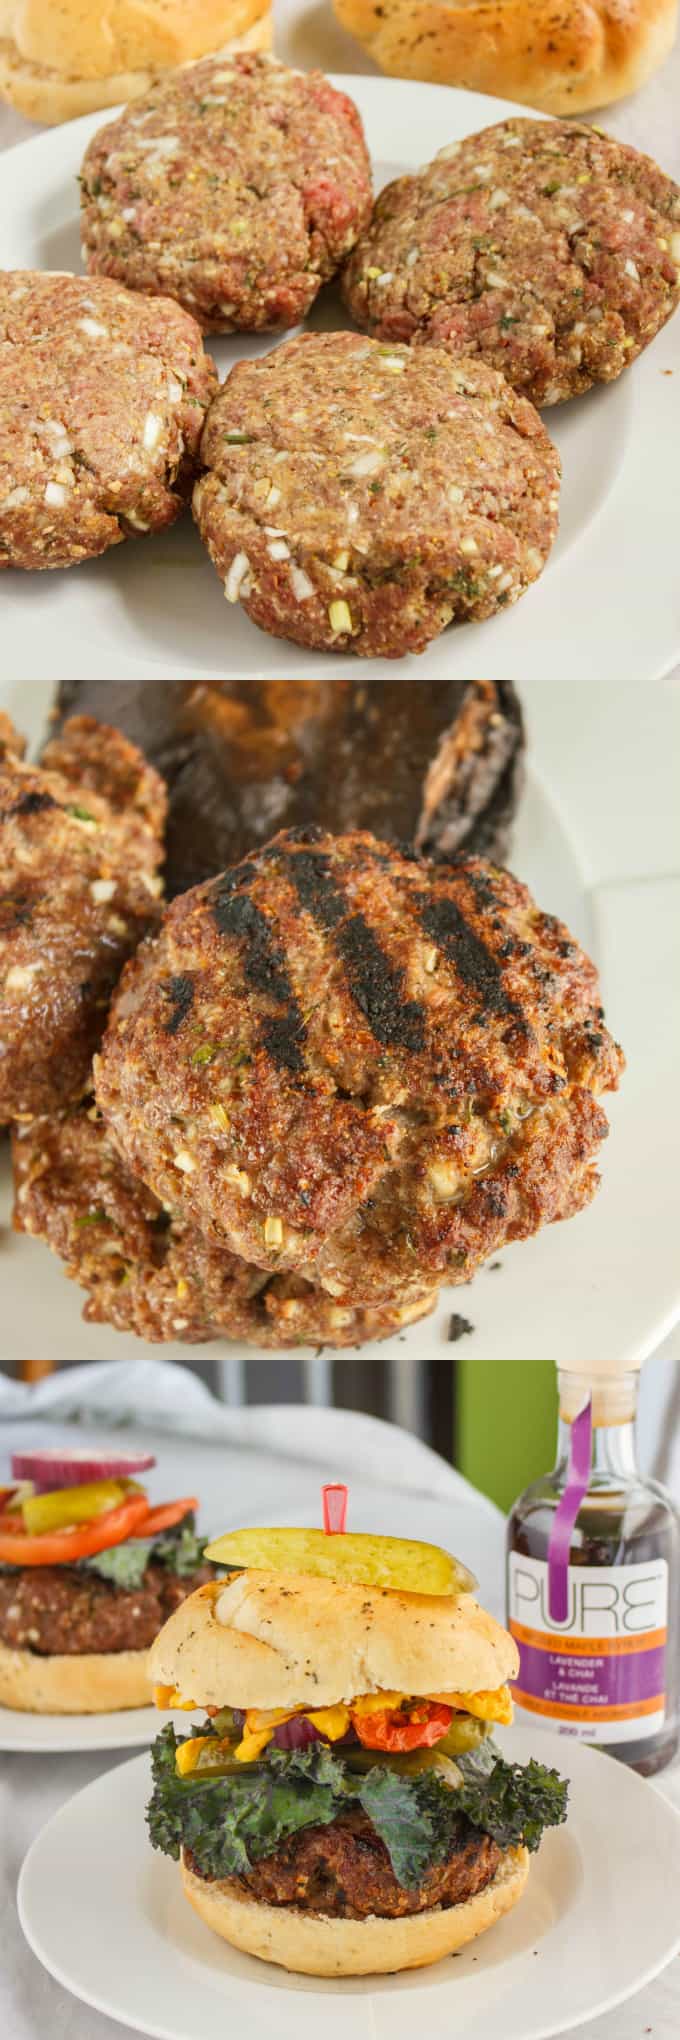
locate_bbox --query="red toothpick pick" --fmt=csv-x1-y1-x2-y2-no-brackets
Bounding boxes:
322,1483,348,1534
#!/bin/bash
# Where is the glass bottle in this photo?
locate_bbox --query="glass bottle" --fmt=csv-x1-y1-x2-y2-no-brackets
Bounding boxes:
506,1367,680,1776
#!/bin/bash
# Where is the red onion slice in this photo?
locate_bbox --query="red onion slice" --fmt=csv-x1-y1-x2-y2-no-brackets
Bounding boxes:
272,1715,329,1751
10,1448,156,1492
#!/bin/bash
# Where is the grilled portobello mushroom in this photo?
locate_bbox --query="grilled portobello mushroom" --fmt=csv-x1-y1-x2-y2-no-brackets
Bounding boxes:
51,681,524,899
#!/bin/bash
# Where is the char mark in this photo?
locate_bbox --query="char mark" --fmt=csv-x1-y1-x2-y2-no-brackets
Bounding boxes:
211,880,306,1075
5,790,57,819
418,896,526,1030
164,974,195,1034
287,848,426,1054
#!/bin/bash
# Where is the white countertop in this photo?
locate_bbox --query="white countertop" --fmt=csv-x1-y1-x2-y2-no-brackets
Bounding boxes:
1,1368,679,2039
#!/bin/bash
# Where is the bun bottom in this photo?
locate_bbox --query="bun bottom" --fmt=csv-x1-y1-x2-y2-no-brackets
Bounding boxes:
181,1845,530,1976
0,13,271,126
0,1637,151,1713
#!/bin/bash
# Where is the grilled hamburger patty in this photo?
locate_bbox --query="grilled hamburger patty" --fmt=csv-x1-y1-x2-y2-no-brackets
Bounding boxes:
193,330,560,660
342,118,680,407
12,1103,437,1346
94,826,624,1308
186,1808,502,1918
0,272,216,570
50,680,525,900
79,54,372,334
0,716,165,1123
0,1561,212,1656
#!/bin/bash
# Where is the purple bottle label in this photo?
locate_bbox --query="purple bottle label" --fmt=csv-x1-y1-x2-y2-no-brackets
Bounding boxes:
508,1553,669,1743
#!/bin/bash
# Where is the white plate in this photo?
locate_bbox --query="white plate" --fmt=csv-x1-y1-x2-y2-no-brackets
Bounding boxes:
0,1701,188,1754
1,77,679,681
17,1724,680,2039
1,677,679,1362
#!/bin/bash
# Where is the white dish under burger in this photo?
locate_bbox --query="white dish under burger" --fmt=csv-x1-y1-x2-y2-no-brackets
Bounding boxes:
16,1723,680,2039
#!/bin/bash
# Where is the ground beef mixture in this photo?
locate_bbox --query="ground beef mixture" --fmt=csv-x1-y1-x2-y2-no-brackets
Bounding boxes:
342,118,680,407
193,330,560,659
79,54,372,334
0,271,216,570
0,716,166,1123
93,824,624,1310
186,1807,502,1919
12,1102,437,1347
0,1559,212,1656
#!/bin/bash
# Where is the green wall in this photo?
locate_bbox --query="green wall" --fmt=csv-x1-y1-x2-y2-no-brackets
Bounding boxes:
456,1361,557,1513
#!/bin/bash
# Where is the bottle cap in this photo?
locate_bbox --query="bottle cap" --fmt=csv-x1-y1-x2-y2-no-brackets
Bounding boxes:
556,1360,641,1425
556,1357,643,1376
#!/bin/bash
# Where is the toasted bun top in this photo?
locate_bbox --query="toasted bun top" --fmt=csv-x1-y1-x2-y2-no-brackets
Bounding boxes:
148,1572,518,1708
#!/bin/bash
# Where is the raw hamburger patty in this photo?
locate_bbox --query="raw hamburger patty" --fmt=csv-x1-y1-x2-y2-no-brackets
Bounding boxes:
193,331,560,659
187,1808,502,1918
93,826,624,1309
342,118,680,406
12,1103,437,1348
0,1560,212,1656
0,272,216,571
51,679,525,898
0,715,165,1122
79,54,372,334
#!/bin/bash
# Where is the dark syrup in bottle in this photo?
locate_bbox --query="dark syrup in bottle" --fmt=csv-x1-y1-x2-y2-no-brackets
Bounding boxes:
507,1369,679,1776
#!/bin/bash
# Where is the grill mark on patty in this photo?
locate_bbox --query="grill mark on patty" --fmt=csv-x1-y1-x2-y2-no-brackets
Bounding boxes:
211,878,306,1075
417,895,527,1032
3,789,57,819
286,848,427,1053
338,918,426,1051
163,973,195,1034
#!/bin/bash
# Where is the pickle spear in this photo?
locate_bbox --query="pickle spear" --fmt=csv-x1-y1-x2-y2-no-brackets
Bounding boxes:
203,1528,476,1597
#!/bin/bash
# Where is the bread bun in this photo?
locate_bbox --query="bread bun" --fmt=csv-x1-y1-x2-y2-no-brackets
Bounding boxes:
0,5,271,126
0,1636,151,1713
148,1574,519,1709
332,0,678,117
181,1843,529,1973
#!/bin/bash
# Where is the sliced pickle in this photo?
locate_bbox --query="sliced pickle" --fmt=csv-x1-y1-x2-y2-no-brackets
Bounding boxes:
436,1715,491,1756
344,1747,462,1785
22,1478,130,1535
204,1528,476,1598
193,1747,243,1777
208,1707,239,1737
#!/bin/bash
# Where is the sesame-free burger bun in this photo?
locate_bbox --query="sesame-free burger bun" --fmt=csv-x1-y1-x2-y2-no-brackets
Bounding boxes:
332,0,677,118
0,1636,151,1713
181,1843,530,1974
0,4,271,125
149,1574,519,1710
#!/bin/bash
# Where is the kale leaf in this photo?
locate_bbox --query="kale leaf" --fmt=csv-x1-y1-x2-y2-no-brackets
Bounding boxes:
457,1743,569,1854
147,1729,349,1878
356,1762,469,1887
146,1729,568,1889
81,1515,206,1590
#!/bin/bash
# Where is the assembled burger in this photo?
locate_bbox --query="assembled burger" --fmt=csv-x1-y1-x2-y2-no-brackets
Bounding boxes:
147,1528,568,1976
0,1448,212,1712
